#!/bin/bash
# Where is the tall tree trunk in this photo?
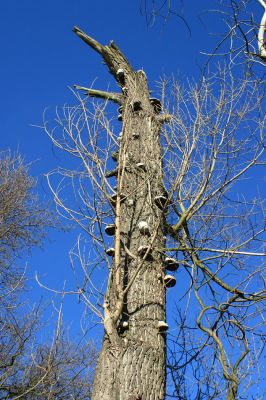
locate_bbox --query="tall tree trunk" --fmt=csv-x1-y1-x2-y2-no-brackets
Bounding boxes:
74,27,168,400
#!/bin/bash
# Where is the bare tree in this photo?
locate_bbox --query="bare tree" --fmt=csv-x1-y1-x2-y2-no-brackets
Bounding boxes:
192,0,266,68
0,298,97,399
43,26,265,399
161,72,266,399
0,151,51,297
0,152,96,399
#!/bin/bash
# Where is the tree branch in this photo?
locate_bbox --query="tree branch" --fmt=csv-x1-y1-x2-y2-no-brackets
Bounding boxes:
73,26,103,55
74,86,123,104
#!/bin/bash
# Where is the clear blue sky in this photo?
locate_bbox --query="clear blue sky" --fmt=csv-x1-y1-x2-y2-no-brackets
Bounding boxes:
0,1,264,396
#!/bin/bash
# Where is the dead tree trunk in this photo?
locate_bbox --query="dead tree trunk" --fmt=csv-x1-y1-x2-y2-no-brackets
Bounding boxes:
74,27,171,400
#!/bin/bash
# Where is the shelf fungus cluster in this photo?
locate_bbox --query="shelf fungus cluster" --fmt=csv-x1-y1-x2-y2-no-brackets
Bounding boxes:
72,26,172,397
102,80,173,338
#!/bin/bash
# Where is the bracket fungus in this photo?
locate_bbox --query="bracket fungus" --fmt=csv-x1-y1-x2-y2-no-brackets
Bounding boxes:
136,162,146,171
117,106,123,121
121,320,129,329
164,257,179,271
150,98,162,113
164,274,176,288
154,195,168,210
131,100,142,111
138,221,150,235
132,132,140,139
105,247,115,257
116,68,125,84
109,192,126,205
105,224,116,236
136,69,147,78
158,321,168,332
137,245,151,257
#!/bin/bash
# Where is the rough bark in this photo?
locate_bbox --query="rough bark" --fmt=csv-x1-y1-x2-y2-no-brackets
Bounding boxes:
74,27,167,400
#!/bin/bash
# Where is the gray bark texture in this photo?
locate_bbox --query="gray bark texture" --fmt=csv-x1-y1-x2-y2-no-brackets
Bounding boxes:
74,27,167,400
